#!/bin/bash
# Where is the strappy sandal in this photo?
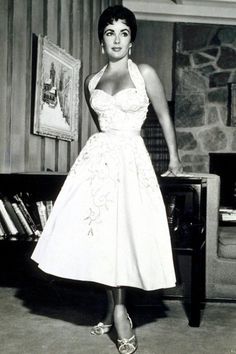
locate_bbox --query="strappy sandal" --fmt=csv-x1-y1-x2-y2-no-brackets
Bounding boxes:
117,314,138,354
117,334,137,354
90,322,113,335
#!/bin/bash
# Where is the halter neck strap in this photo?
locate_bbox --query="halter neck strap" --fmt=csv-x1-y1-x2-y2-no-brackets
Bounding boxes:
88,64,107,92
88,59,148,98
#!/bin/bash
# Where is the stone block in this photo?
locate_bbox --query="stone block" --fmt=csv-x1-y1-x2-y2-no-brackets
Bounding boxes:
199,65,216,77
208,88,228,103
181,154,208,172
219,106,228,125
175,94,205,127
199,126,227,151
181,154,208,164
231,130,236,150
203,48,219,58
209,72,231,88
176,69,207,93
175,53,190,68
208,107,219,124
217,46,236,69
193,53,211,66
217,28,236,45
176,131,197,150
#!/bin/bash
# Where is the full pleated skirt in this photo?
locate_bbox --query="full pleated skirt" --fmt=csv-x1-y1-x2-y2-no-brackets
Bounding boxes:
31,132,176,291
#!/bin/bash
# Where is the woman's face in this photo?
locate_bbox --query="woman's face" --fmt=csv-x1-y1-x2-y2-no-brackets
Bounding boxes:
102,19,132,61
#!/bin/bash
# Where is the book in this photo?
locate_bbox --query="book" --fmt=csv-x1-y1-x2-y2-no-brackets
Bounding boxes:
219,207,236,214
0,199,18,236
45,200,53,219
11,203,34,237
36,201,47,230
13,194,39,234
0,219,5,239
2,197,25,236
221,214,236,221
219,207,236,221
220,213,236,221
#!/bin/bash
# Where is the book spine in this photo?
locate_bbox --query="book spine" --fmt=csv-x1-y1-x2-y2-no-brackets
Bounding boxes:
13,194,38,233
0,200,18,235
2,197,25,235
11,203,34,236
0,220,5,239
36,201,47,229
45,200,53,219
221,214,236,221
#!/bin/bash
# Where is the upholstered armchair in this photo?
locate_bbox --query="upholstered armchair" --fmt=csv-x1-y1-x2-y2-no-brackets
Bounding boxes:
190,173,236,300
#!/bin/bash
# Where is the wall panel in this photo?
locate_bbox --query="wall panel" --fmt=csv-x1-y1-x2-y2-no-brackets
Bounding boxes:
71,0,82,163
24,0,32,172
0,0,11,172
44,0,58,172
10,0,28,171
80,0,91,149
0,0,120,173
57,0,71,172
27,0,44,171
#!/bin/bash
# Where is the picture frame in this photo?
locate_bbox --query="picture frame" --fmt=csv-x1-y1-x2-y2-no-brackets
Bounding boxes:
33,35,81,141
228,82,236,127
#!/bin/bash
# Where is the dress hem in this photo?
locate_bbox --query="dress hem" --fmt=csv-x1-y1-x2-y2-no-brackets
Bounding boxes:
35,263,176,292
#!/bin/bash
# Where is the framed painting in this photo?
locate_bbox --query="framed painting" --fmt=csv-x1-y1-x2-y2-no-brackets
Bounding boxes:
33,35,81,141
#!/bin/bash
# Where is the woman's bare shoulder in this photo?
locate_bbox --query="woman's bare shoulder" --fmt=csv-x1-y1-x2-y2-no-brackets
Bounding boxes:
137,63,159,80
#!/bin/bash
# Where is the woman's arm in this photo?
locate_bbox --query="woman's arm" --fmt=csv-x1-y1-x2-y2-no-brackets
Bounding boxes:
139,64,182,175
84,75,101,132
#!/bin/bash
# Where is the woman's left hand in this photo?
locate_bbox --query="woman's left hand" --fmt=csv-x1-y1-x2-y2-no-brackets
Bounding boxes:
161,159,183,177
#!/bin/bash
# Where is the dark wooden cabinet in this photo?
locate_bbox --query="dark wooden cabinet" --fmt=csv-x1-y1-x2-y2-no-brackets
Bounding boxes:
160,176,207,327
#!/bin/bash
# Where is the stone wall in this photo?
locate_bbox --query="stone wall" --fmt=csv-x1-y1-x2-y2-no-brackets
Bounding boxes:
175,23,236,172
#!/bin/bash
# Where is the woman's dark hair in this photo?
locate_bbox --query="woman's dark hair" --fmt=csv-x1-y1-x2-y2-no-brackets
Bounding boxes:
98,5,137,43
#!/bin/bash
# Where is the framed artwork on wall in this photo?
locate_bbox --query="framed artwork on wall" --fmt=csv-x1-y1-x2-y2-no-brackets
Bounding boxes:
33,35,81,141
228,82,236,127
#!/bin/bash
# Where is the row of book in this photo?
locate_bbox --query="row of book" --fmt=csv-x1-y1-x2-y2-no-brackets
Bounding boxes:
0,193,53,241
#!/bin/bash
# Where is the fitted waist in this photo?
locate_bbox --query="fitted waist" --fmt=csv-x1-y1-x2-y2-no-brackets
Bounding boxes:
103,129,141,138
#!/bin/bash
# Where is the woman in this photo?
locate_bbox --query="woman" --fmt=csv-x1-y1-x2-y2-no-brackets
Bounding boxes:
32,5,182,354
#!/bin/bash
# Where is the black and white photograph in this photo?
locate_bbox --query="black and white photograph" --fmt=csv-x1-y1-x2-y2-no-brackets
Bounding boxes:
0,1,236,354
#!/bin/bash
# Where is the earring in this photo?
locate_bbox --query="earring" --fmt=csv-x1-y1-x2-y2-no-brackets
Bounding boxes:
128,46,132,56
101,44,104,55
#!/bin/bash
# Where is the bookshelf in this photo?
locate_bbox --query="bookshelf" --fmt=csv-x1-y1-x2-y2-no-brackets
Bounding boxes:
0,173,66,238
142,103,173,175
0,173,66,285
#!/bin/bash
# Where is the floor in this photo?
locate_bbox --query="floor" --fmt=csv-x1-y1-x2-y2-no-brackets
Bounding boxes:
0,280,236,354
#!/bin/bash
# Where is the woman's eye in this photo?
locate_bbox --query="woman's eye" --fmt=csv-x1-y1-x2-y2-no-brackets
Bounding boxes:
105,31,113,36
122,32,129,37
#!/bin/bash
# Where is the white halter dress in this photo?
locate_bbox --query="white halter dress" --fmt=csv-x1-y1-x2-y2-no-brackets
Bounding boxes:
31,59,176,291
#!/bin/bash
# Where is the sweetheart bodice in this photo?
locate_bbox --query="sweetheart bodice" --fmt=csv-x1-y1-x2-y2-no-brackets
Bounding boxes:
89,60,149,133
